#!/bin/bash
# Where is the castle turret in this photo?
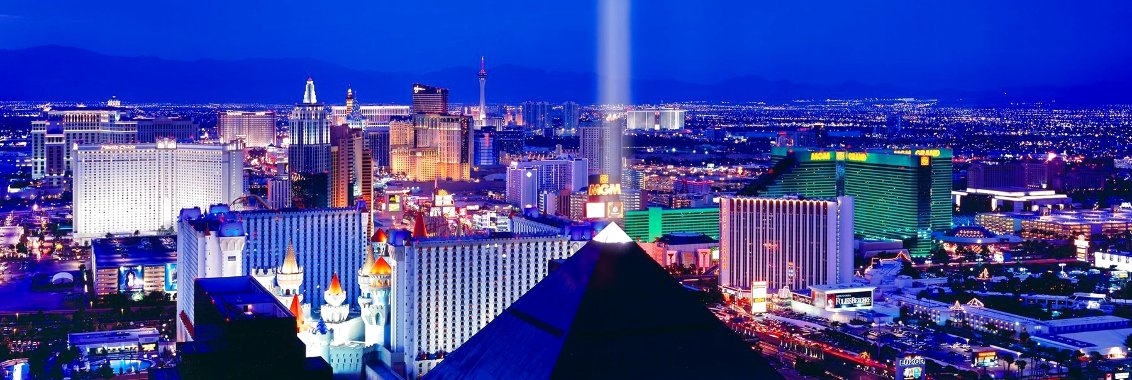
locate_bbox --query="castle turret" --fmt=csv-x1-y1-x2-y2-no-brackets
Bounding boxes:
277,243,304,298
320,273,350,324
358,242,392,347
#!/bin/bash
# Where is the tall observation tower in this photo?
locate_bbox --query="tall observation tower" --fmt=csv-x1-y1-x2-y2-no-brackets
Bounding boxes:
477,56,487,127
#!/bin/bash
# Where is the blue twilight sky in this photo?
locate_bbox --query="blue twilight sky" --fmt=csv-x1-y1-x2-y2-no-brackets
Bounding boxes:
1,0,1130,90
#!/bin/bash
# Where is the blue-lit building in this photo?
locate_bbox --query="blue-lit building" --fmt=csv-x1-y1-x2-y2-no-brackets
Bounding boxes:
237,205,369,308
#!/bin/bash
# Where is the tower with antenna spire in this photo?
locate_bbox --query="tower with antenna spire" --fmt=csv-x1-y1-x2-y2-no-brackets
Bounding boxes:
477,56,487,128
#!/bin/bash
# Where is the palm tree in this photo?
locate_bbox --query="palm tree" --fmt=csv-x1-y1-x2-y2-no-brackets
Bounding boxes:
1001,353,1016,379
1038,362,1051,378
1016,360,1027,379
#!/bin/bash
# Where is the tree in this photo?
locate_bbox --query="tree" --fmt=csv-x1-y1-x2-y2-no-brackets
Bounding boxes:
1124,334,1132,350
1015,360,1027,379
1001,354,1015,379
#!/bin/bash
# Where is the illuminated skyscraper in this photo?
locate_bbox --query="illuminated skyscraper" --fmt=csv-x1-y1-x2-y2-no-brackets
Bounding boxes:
720,196,854,291
364,126,391,173
72,139,244,241
218,110,276,147
289,78,332,208
395,83,469,180
30,106,136,183
176,205,247,342
750,147,952,257
561,101,580,135
411,83,448,114
289,78,332,174
579,118,623,181
521,101,552,135
330,124,371,208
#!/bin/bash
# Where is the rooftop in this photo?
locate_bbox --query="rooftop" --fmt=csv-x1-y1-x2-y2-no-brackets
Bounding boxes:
657,232,718,246
68,328,159,346
92,235,177,267
197,276,291,322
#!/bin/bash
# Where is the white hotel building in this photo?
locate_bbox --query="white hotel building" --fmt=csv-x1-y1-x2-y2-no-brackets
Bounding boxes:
72,139,244,241
720,196,854,292
387,232,579,378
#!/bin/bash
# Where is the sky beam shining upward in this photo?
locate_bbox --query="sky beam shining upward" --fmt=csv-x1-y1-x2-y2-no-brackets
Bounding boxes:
598,0,630,106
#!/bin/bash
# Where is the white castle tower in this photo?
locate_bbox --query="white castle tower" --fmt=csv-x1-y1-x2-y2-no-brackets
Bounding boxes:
358,240,392,347
320,273,350,324
252,243,311,326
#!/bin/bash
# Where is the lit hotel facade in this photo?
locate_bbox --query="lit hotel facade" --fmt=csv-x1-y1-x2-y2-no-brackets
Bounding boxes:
720,196,854,291
72,140,244,241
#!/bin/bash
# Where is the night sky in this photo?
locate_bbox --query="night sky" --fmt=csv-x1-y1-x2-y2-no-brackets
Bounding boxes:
1,0,1130,90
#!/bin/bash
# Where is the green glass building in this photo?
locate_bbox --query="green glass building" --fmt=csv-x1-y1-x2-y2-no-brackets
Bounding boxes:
624,207,720,242
752,147,952,257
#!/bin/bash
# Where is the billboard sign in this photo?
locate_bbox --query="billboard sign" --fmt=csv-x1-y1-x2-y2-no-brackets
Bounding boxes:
896,355,925,380
825,290,873,311
118,266,144,293
164,263,177,293
973,350,997,367
751,281,769,313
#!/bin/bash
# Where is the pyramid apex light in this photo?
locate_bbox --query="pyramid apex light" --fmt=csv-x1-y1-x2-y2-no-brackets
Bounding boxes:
593,222,632,243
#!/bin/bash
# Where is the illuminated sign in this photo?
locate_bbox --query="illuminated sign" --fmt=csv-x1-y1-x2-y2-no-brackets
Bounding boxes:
825,290,873,311
846,152,868,162
587,174,622,196
140,343,157,352
809,151,832,161
974,351,997,367
896,356,925,380
751,281,768,314
118,266,144,293
101,145,137,150
786,262,795,278
914,149,942,157
164,263,177,293
606,202,624,219
920,156,930,166
1076,235,1090,261
585,202,607,219
589,183,622,196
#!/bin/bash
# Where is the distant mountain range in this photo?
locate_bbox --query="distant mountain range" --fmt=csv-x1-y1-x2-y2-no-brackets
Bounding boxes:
1,45,1129,105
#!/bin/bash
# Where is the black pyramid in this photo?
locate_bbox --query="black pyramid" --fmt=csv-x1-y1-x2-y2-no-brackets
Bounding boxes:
425,223,782,380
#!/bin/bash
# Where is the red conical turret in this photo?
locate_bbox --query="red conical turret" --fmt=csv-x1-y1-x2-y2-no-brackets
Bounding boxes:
413,214,428,238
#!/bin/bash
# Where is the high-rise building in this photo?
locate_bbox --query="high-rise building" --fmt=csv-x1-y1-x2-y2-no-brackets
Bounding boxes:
506,165,540,209
238,206,369,308
561,101,580,135
135,116,198,142
218,110,276,147
385,231,579,378
30,106,136,182
505,156,589,208
176,206,247,342
473,126,496,166
289,78,332,175
626,109,686,130
330,124,371,208
750,147,952,257
622,206,721,242
844,149,951,256
719,196,855,291
364,126,391,173
411,83,448,114
72,139,244,241
389,114,473,181
579,118,624,181
521,101,552,135
477,57,488,128
267,174,293,209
